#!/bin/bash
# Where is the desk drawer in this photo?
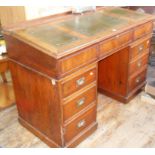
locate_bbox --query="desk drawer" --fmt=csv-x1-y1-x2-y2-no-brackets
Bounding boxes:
134,22,153,40
99,37,115,56
130,38,150,61
128,69,147,92
115,30,132,47
129,53,149,76
61,66,97,98
60,45,97,74
64,105,96,143
99,30,132,57
63,85,97,122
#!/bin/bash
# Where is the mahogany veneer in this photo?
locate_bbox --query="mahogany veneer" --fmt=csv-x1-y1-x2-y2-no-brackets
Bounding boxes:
3,7,155,147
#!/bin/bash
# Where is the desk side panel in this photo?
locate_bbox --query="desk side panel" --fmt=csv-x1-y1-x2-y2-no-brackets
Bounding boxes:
9,61,63,147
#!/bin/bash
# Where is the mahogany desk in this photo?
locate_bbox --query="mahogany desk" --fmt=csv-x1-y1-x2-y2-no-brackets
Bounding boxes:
3,7,155,147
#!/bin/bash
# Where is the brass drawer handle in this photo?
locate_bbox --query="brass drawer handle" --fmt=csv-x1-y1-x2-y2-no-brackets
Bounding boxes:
137,61,142,67
138,45,144,52
77,97,85,107
76,77,85,87
77,120,85,128
136,77,140,83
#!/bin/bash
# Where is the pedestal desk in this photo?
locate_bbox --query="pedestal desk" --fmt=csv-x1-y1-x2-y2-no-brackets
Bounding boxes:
3,7,155,147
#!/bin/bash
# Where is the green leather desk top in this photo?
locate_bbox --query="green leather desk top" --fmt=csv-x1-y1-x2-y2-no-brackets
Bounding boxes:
7,7,154,58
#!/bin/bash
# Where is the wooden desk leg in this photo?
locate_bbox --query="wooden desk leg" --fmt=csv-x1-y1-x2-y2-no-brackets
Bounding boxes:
1,72,7,83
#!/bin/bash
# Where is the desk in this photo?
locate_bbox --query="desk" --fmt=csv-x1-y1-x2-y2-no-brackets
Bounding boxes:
3,7,155,147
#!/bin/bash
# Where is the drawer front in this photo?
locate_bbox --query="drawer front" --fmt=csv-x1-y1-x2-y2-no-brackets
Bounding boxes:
115,30,133,47
129,53,149,76
63,85,97,122
134,22,153,40
61,67,97,98
99,30,132,57
64,105,96,143
130,38,150,61
128,69,147,92
60,45,97,74
99,37,115,56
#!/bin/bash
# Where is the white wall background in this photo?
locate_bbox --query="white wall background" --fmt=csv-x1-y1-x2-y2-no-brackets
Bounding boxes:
25,7,72,20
